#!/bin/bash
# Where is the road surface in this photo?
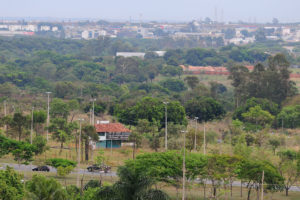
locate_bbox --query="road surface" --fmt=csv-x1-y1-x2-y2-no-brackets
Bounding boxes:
0,162,116,177
1,162,300,192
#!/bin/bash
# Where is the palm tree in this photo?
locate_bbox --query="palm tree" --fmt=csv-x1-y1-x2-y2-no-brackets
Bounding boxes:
113,166,169,200
89,165,169,200
25,175,68,200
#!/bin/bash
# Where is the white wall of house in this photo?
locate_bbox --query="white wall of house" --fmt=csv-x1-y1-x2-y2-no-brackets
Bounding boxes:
99,133,106,141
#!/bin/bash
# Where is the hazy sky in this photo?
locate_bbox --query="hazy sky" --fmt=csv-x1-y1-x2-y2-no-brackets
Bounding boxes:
2,0,300,23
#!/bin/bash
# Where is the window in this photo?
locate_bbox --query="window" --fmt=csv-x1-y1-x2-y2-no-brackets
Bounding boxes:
99,132,105,136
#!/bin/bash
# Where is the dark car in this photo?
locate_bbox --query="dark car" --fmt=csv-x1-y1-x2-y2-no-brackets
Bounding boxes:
32,166,50,172
87,164,111,173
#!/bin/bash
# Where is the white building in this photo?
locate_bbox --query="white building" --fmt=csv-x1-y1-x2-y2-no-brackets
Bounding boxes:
81,30,91,39
23,25,38,32
282,28,291,36
154,51,166,57
9,25,22,31
116,52,146,59
52,26,59,32
40,26,51,31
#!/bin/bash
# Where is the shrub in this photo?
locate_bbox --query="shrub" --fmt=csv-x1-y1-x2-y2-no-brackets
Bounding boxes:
46,158,76,168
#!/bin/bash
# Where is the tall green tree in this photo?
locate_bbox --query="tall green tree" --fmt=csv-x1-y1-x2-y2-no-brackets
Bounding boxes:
276,105,300,128
49,118,77,153
185,96,225,122
7,113,28,141
0,167,24,200
237,159,284,200
33,110,47,135
82,125,98,161
242,105,275,130
277,150,300,196
50,98,70,119
184,76,199,89
229,54,297,105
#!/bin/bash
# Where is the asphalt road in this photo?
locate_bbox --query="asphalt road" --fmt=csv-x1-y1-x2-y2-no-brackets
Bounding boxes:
1,162,300,192
0,163,117,177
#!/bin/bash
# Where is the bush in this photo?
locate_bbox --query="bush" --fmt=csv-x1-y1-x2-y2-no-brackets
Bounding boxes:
57,166,74,177
84,180,102,190
46,158,77,168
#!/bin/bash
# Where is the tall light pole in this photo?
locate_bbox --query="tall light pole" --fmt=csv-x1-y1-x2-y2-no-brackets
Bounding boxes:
46,92,52,141
3,100,6,117
163,102,169,151
203,122,206,155
90,98,96,125
89,109,92,125
77,118,84,187
31,107,34,144
181,130,187,200
4,100,7,132
194,117,198,151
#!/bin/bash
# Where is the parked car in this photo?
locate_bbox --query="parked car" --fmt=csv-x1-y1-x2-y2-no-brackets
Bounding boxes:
32,166,50,172
87,164,111,173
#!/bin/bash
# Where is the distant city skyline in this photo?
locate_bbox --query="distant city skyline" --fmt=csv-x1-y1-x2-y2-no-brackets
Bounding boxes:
2,0,300,23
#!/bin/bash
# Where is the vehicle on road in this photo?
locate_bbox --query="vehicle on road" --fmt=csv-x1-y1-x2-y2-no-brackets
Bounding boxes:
87,164,111,173
32,166,50,172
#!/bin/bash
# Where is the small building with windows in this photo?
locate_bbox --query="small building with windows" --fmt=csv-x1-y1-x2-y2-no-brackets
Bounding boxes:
95,121,131,148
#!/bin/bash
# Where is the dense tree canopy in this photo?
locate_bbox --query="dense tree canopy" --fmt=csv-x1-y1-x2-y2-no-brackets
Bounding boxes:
185,96,226,122
229,54,297,105
115,97,187,127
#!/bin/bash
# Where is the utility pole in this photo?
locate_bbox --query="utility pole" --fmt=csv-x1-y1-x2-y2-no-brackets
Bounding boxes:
181,130,187,200
31,107,34,144
4,100,7,132
89,109,92,125
90,98,96,125
46,92,51,141
281,118,284,133
77,118,84,187
163,102,169,151
261,170,264,200
203,122,206,155
194,117,198,151
3,100,6,116
111,138,113,155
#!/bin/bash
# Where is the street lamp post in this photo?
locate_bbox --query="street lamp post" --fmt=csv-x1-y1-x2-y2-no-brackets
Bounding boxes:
90,99,96,125
46,92,52,141
31,107,34,145
181,130,187,200
203,122,206,155
89,109,92,125
3,100,6,117
77,118,84,187
4,100,7,132
163,101,169,151
194,117,198,151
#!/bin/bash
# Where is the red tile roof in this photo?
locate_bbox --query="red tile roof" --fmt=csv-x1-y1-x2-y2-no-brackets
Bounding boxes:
95,123,131,133
180,65,255,73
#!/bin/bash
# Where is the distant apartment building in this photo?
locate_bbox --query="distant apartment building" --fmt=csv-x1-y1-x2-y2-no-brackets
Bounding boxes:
282,28,291,36
52,26,59,32
228,37,255,45
81,29,107,39
40,25,51,31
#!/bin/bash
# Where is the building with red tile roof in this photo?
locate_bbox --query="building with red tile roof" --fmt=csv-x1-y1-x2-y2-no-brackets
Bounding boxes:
95,122,131,148
180,65,254,75
95,123,131,133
